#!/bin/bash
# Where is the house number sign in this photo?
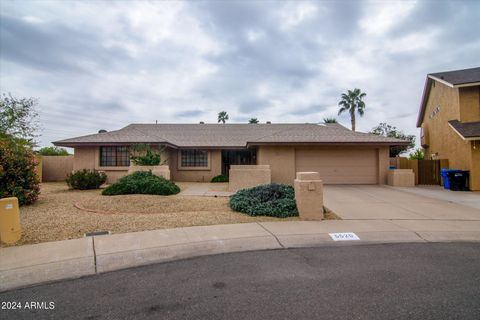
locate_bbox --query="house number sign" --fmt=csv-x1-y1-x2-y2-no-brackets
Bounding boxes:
329,232,360,241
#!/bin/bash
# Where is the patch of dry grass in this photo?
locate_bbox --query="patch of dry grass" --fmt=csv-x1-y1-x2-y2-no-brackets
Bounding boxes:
4,182,304,247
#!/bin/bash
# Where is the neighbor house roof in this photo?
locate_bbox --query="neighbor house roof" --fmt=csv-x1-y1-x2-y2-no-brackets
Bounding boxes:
417,67,480,127
53,123,410,148
428,67,480,87
448,120,480,140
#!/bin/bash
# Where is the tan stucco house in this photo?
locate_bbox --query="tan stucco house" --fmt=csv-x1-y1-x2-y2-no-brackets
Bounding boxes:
53,123,408,185
417,67,480,190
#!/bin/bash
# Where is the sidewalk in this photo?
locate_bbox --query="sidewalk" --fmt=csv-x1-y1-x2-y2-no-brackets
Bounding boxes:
1,219,480,292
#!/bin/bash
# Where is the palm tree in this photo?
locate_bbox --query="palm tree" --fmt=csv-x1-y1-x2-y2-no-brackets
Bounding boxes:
338,88,366,131
249,118,259,124
217,111,229,124
323,117,337,123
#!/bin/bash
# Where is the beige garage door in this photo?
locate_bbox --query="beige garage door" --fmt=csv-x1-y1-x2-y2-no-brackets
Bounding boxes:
295,147,378,184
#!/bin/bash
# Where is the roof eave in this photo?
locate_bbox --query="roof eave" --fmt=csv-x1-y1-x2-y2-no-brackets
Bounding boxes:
246,141,410,147
448,122,480,141
428,75,480,88
416,77,433,128
52,141,179,149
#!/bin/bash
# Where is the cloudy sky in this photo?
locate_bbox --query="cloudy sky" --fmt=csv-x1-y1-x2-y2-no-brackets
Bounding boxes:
1,0,479,147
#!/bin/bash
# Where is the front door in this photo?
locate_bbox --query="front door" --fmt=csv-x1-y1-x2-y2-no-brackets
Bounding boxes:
221,149,257,176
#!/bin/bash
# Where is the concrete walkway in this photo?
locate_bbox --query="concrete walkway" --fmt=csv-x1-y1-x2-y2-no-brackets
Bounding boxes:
324,185,480,221
179,182,233,197
2,219,480,292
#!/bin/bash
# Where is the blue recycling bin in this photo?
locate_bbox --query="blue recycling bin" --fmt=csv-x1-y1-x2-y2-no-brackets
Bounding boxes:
441,169,463,189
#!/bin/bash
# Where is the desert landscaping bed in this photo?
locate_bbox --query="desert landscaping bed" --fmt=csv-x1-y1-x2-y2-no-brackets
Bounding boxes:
3,183,306,247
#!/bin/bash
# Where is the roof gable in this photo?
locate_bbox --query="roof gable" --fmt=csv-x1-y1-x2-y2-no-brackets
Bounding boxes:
417,67,480,127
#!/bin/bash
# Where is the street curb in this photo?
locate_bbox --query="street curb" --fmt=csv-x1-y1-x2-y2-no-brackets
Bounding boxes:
1,222,480,292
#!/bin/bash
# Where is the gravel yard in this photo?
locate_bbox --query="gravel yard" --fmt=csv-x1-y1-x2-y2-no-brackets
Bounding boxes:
4,182,304,247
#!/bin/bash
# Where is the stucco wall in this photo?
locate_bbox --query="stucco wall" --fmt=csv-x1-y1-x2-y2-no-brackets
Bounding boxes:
228,165,271,192
73,145,390,186
470,143,480,190
422,81,472,169
169,149,222,182
73,147,96,171
459,86,480,122
421,81,479,190
73,147,128,183
42,155,74,182
257,146,296,184
377,146,389,185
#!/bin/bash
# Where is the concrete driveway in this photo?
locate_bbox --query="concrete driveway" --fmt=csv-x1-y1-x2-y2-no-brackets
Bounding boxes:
324,185,480,221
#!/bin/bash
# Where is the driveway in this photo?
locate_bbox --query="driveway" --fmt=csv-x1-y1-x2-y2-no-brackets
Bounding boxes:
393,185,480,210
324,185,480,221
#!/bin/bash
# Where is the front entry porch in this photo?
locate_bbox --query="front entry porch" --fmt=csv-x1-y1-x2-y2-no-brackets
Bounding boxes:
221,149,257,176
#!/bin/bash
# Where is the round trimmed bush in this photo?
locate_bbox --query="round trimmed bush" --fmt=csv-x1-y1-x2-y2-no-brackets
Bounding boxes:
229,183,298,218
211,174,229,183
66,169,107,190
102,171,180,196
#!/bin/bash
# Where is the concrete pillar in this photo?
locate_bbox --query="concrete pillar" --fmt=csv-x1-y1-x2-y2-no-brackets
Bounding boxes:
294,172,324,221
0,197,21,244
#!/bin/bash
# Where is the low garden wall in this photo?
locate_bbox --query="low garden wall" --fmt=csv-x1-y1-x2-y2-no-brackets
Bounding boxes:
387,169,415,187
228,165,271,192
42,155,74,182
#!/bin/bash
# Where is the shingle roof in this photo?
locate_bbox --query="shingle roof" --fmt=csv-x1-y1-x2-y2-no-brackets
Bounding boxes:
53,123,410,148
417,67,480,127
448,120,480,140
429,67,480,86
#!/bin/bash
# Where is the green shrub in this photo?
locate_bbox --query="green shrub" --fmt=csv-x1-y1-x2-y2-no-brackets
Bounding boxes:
66,169,107,190
130,144,163,166
102,171,180,196
409,148,425,160
0,135,40,205
229,183,298,218
211,174,229,183
130,149,161,165
37,146,70,156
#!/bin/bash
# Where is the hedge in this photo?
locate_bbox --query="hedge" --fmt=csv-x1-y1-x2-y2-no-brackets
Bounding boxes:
66,169,107,190
102,171,180,196
229,183,298,218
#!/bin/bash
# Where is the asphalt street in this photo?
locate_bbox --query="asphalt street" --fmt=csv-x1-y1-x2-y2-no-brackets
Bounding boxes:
1,243,480,320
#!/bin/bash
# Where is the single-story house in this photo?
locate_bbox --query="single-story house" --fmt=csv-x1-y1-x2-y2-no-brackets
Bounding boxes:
417,67,480,190
53,123,408,184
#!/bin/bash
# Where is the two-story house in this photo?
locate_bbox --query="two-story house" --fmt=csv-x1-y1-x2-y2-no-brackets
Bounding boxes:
417,67,480,190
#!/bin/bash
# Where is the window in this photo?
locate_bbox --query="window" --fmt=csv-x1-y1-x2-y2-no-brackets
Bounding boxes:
100,146,130,166
180,150,208,168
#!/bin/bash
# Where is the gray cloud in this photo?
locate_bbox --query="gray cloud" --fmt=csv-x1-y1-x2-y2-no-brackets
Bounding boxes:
175,109,206,118
0,0,479,148
0,15,132,74
289,104,330,116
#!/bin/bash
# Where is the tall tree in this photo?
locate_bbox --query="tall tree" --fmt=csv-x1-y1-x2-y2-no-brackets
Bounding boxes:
370,122,416,157
323,117,337,123
337,88,366,131
0,93,40,144
217,111,229,124
249,118,259,124
37,146,70,156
